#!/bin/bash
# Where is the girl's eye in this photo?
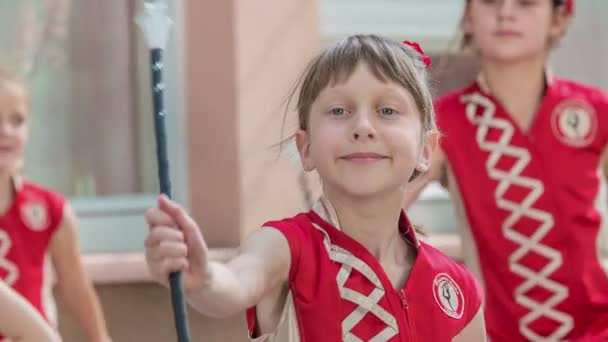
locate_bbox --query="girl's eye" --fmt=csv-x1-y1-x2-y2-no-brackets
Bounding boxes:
519,0,537,6
380,107,398,116
330,107,346,116
10,112,25,127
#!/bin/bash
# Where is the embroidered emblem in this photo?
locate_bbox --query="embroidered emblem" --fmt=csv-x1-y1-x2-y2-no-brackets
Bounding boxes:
433,273,464,319
551,99,597,147
21,201,49,232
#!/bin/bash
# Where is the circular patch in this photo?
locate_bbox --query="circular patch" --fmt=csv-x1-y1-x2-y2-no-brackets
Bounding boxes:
21,201,49,232
433,273,464,319
551,99,597,147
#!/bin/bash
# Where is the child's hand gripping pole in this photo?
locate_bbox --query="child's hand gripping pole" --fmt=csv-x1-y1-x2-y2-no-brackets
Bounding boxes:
136,2,191,341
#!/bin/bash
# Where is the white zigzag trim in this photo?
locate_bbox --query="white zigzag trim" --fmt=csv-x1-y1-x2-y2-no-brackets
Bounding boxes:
462,93,574,341
311,223,398,341
0,230,19,285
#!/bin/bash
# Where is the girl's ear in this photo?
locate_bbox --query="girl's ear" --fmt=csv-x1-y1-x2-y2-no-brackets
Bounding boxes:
296,129,315,171
549,4,572,44
415,131,439,173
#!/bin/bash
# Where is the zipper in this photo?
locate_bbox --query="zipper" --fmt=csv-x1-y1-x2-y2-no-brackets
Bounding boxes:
399,289,408,309
398,289,415,341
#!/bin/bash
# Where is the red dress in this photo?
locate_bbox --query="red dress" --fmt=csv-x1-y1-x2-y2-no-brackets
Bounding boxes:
0,180,65,340
435,77,608,341
247,198,483,341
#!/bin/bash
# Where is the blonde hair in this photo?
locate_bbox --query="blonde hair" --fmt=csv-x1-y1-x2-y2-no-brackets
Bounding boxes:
0,68,29,104
291,34,437,135
0,67,26,85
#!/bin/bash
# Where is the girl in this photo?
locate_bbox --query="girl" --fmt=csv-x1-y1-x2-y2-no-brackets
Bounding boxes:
407,0,608,341
0,281,62,341
0,70,111,341
145,34,486,341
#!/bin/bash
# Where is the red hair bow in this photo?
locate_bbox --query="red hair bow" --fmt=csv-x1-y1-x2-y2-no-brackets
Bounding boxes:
403,40,432,68
565,0,574,15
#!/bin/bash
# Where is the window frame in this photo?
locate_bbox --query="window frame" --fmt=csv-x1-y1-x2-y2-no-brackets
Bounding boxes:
72,0,189,254
320,0,464,50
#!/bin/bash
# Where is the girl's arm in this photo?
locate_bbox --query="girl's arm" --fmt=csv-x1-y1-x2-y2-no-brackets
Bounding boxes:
145,195,291,319
50,205,111,342
0,281,62,342
453,307,487,342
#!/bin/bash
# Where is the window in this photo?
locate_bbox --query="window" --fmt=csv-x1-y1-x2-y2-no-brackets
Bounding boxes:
0,0,187,252
320,0,464,50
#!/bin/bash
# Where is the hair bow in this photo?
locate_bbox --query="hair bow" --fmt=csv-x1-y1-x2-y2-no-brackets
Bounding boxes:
403,40,432,68
565,0,574,15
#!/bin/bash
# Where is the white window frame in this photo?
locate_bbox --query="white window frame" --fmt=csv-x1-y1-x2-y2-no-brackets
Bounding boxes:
72,1,189,254
321,0,464,51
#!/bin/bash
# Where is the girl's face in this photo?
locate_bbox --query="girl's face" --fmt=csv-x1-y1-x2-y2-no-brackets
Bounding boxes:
0,82,28,174
463,0,569,63
296,62,436,199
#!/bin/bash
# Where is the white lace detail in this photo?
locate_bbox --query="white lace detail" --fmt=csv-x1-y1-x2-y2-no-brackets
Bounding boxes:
462,92,573,341
0,230,19,285
311,197,398,341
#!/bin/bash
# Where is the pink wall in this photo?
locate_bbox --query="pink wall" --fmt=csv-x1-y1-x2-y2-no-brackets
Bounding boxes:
186,0,321,246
